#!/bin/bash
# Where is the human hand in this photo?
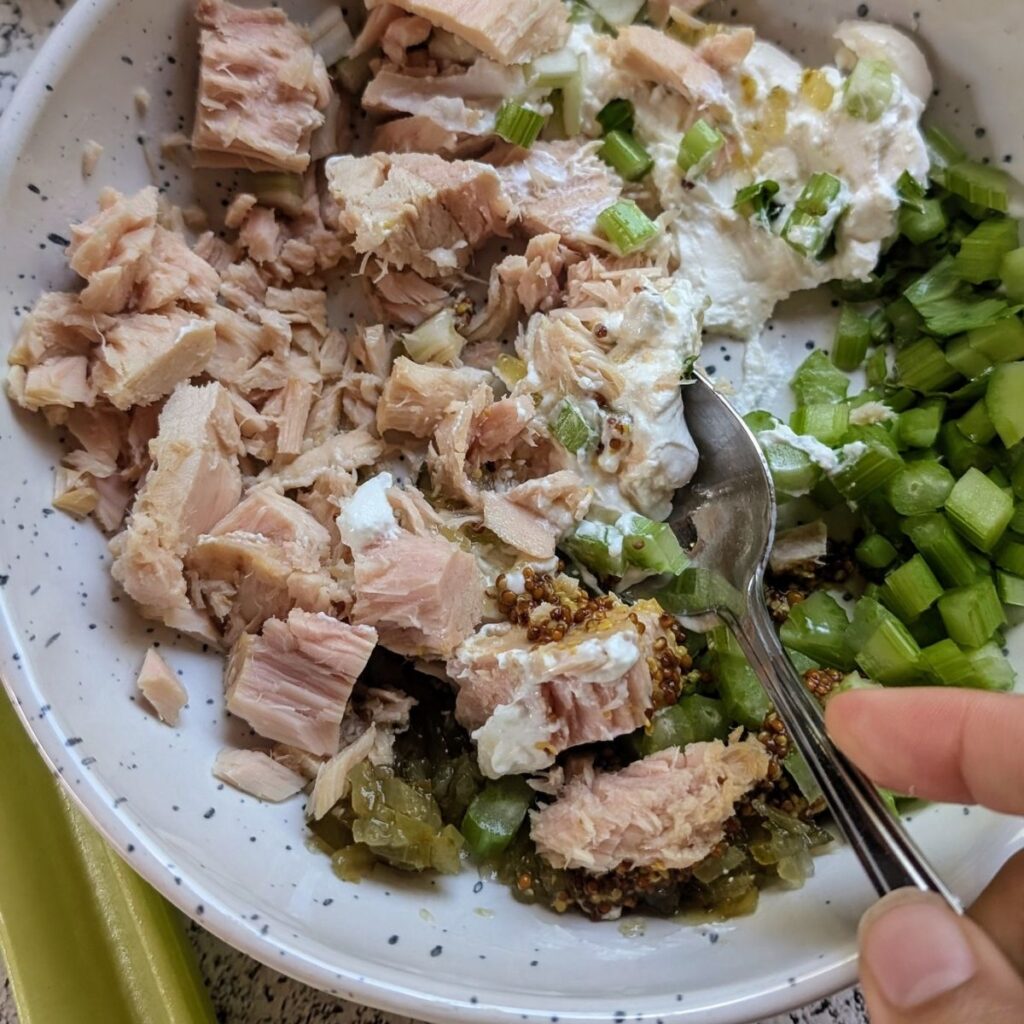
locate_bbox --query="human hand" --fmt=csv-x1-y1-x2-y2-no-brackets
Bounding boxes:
825,687,1024,1023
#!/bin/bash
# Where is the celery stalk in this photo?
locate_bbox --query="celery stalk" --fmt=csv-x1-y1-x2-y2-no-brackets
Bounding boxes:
0,692,215,1024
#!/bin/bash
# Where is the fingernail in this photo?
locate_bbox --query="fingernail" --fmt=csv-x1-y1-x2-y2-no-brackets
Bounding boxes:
860,892,977,1010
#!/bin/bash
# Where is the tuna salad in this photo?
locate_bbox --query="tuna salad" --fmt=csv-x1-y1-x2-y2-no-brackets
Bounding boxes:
10,0,1021,921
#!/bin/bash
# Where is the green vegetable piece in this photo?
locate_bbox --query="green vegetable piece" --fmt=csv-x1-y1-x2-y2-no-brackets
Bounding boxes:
461,777,534,860
921,638,975,687
764,442,822,496
865,346,890,388
886,296,926,345
617,513,688,574
783,749,823,804
843,58,894,122
636,696,729,756
994,536,1024,576
937,577,1006,648
599,129,654,181
897,399,945,449
791,349,849,406
832,434,904,502
996,570,1024,607
832,304,872,371
886,461,955,516
925,125,967,172
899,197,949,245
945,334,994,380
789,403,850,446
920,295,1012,337
716,652,772,730
895,338,961,393
562,520,626,577
986,362,1024,447
596,199,659,254
1001,248,1024,303
902,513,979,587
494,102,547,147
856,533,899,570
655,567,743,618
677,118,725,179
954,218,1020,284
956,400,997,446
782,172,847,259
945,466,1015,551
939,421,995,477
779,591,855,670
494,353,527,388
968,317,1024,364
549,397,596,452
964,642,1016,692
908,606,949,648
944,160,1012,213
849,597,922,685
881,554,944,623
596,97,635,135
734,179,781,228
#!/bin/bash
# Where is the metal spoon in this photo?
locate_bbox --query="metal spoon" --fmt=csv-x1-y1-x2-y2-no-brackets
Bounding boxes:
667,371,962,910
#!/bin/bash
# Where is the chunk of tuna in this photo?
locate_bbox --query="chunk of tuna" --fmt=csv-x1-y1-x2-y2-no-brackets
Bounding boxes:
213,748,307,801
377,357,490,437
225,609,378,755
8,292,109,369
372,116,459,157
372,270,449,326
530,738,771,872
493,142,622,247
136,648,188,726
8,356,93,412
326,152,515,277
697,27,755,74
110,382,242,633
426,382,491,507
93,312,216,411
192,0,331,173
448,599,678,778
308,724,378,819
482,471,591,558
371,0,570,65
137,226,221,312
380,14,432,63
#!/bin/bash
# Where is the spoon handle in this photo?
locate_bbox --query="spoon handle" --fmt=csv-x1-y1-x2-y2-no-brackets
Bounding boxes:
729,595,963,912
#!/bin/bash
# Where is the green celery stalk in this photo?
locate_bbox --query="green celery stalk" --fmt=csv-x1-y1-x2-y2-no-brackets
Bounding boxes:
986,362,1024,447
0,693,216,1024
635,696,729,757
944,466,1014,552
903,513,980,587
897,399,945,449
964,642,1017,692
885,461,955,516
779,591,855,670
856,533,899,570
946,334,994,380
937,577,1007,648
881,554,944,623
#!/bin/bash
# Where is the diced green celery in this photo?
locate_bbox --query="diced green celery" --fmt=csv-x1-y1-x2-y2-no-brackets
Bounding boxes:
861,491,908,544
937,577,1006,647
562,520,626,577
944,160,1012,213
811,475,844,509
865,346,890,387
655,567,743,618
635,696,729,756
869,307,893,347
885,461,955,516
599,130,654,181
945,466,1015,552
833,304,872,371
921,638,975,687
791,350,849,406
904,255,961,311
964,642,1016,692
677,118,725,179
880,554,944,623
461,777,534,859
843,58,894,121
954,218,1020,284
734,179,782,228
856,533,899,570
1002,248,1024,302
903,513,980,587
832,431,904,502
928,296,1013,336
886,296,926,345
956,400,997,445
895,338,961,392
986,362,1024,447
968,317,1024,363
596,199,659,254
908,606,948,648
897,399,945,448
789,404,850,446
764,443,822,496
781,173,847,259
596,98,635,135
495,102,547,147
549,397,596,452
779,591,855,670
925,125,967,173
884,389,918,414
783,750,824,804
996,570,1024,606
617,513,688,574
946,334,994,379
849,597,922,685
994,536,1024,576
716,652,772,730
939,421,995,476
900,197,949,244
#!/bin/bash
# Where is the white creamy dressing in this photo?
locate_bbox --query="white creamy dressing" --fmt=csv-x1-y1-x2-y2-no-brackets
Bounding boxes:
336,472,400,551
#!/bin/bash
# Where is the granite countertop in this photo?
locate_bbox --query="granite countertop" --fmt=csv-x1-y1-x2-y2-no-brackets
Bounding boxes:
0,2,869,1021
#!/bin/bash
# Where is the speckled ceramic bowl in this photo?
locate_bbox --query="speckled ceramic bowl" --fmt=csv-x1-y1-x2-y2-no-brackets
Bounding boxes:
1,1,1022,1021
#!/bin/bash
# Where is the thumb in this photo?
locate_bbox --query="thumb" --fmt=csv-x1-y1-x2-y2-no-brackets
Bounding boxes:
859,889,1024,1023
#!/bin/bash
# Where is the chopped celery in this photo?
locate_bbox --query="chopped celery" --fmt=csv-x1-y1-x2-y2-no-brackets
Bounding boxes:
996,570,1024,607
904,254,961,311
832,304,872,371
954,218,1020,284
1002,248,1024,302
0,694,217,1024
779,591,854,670
461,777,534,859
869,307,893,347
549,397,596,452
861,491,907,544
887,296,926,344
899,197,949,245
734,179,782,228
596,199,659,254
655,567,743,618
946,334,994,379
495,103,547,147
940,421,995,476
791,350,849,406
856,533,898,570
903,513,980,587
881,554,944,623
885,461,955,516
937,577,1006,648
968,317,1024,363
783,749,823,804
964,642,1016,692
921,295,1011,336
782,173,847,259
562,520,626,577
832,432,904,502
956,399,997,445
849,597,922,685
599,130,653,181
909,606,948,648
986,362,1024,447
895,338,961,392
677,118,725,179
865,346,890,387
897,399,944,448
944,160,1012,213
596,98,635,135
716,651,772,730
925,125,967,172
560,54,586,136
617,513,688,575
764,442,822,496
921,638,975,687
584,0,646,25
843,58,894,121
994,536,1024,576
635,696,729,756
789,404,850,446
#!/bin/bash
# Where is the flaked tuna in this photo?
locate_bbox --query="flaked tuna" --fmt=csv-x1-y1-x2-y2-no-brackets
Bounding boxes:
225,609,378,755
136,648,188,726
380,15,433,63
377,357,490,437
370,0,570,65
530,738,771,873
93,311,216,411
372,116,459,157
326,152,515,277
308,724,378,819
371,270,449,326
213,748,307,802
110,382,242,634
7,356,93,412
483,471,591,558
192,0,331,173
448,599,677,778
493,142,622,248
426,383,491,507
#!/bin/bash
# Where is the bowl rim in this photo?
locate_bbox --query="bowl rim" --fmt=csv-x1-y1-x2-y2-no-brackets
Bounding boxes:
0,1,886,1020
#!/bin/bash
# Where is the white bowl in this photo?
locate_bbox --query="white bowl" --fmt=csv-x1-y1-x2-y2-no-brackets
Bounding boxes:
1,1,1023,1022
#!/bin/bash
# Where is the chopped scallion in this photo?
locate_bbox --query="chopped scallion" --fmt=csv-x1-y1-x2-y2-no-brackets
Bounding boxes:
781,173,847,259
596,98,635,135
734,179,781,228
596,199,659,255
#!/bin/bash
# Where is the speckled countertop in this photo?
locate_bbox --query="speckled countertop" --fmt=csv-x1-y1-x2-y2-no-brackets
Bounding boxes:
0,2,869,1022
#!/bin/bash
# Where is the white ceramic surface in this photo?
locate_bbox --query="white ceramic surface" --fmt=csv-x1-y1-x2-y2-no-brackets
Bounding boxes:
1,2,1023,1022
